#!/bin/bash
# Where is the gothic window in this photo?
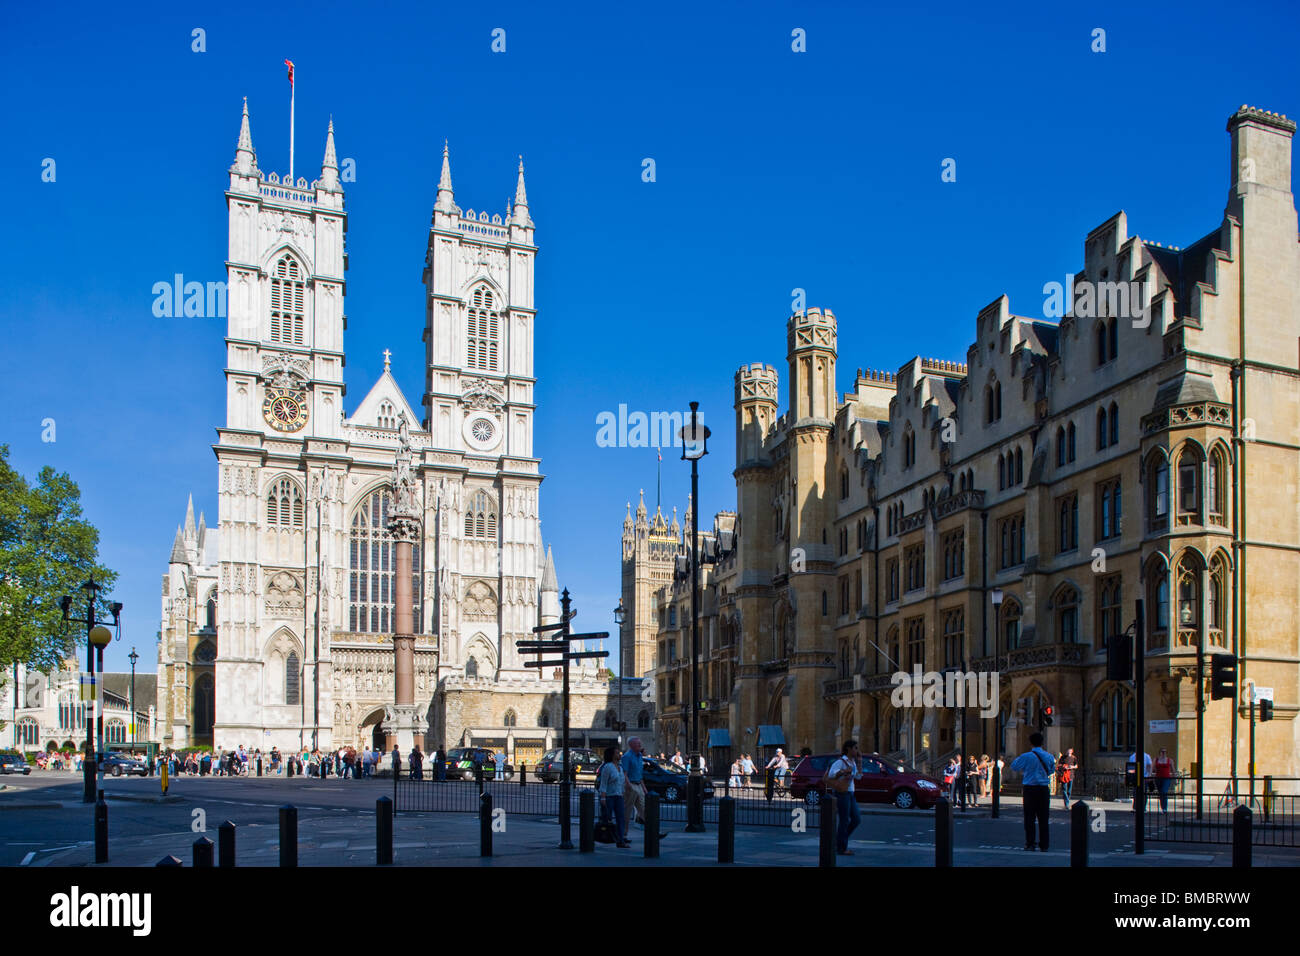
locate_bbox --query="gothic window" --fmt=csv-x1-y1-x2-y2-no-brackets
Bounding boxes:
58,691,85,731
1109,402,1119,446
905,617,926,670
106,719,126,744
942,608,964,668
668,606,676,628
1014,447,1023,484
1096,477,1122,540
17,717,38,747
1067,422,1076,461
984,380,1002,423
377,401,396,429
1096,320,1110,366
269,254,306,345
904,544,925,592
903,426,916,468
266,477,305,528
840,468,849,499
1057,493,1079,552
886,558,899,602
1097,685,1135,752
467,285,501,372
1176,555,1201,643
888,710,902,752
194,674,215,738
1054,585,1079,644
1097,407,1109,450
1208,447,1226,525
636,709,649,727
1177,449,1202,521
464,490,498,539
538,709,550,728
194,641,217,663
348,488,423,633
997,454,1006,490
205,591,217,630
286,652,300,705
998,513,1025,569
1098,575,1122,650
1056,427,1066,467
886,626,900,674
1146,559,1170,647
1147,453,1170,531
1001,599,1022,652
503,709,516,727
1208,555,1227,647
941,529,964,581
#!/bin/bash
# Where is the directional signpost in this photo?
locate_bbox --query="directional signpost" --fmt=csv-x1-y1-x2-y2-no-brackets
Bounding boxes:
520,589,608,850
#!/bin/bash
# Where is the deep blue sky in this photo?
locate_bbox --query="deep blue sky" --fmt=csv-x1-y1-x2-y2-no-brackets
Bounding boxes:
1,1,1296,672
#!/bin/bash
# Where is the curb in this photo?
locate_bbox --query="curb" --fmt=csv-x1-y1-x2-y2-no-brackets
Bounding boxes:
104,793,185,804
0,801,66,810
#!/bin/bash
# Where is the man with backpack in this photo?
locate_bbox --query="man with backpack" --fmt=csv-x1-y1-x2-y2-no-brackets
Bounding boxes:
826,740,864,856
1011,733,1055,851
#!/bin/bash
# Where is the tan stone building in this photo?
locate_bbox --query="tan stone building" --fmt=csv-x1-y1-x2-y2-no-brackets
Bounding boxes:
636,105,1300,785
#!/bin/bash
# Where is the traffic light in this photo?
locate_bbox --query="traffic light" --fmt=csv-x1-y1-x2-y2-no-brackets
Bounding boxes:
1260,699,1274,722
1040,705,1055,728
1210,653,1238,701
1107,633,1133,681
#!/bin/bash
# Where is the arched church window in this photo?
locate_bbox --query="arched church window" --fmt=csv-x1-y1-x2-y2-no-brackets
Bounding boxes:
467,285,501,372
106,719,126,744
269,254,306,345
286,652,300,705
538,709,550,728
267,477,304,528
464,490,498,539
194,674,215,738
377,401,396,429
349,488,423,633
503,709,516,728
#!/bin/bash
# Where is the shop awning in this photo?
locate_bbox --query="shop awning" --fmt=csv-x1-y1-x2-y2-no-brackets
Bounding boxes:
706,728,731,748
757,725,785,747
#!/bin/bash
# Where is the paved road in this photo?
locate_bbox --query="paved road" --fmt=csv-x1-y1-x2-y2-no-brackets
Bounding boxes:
2,772,1296,867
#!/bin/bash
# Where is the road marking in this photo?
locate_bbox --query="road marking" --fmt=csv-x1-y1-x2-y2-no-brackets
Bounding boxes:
20,852,34,865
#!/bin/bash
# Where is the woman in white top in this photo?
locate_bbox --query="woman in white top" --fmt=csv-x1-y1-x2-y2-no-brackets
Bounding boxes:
596,746,630,848
729,758,743,790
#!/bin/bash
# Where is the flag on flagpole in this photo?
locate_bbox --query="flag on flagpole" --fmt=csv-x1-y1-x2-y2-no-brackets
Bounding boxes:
285,59,295,85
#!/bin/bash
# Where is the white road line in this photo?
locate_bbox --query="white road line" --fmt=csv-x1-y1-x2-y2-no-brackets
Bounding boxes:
20,852,34,866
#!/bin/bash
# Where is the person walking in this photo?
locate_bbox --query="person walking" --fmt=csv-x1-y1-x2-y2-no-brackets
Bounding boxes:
1058,748,1078,808
729,757,743,791
943,756,960,804
740,753,756,789
966,755,980,806
409,745,423,780
671,750,685,771
493,750,506,782
1011,732,1055,851
391,744,401,778
827,740,863,856
620,736,666,840
597,746,630,847
1153,748,1175,813
977,754,990,798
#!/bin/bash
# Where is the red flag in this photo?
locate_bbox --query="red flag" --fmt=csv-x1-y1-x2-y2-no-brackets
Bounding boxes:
285,59,295,85
657,448,662,462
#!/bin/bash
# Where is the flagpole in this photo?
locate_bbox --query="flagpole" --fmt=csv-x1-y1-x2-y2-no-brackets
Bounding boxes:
656,449,661,512
289,69,295,183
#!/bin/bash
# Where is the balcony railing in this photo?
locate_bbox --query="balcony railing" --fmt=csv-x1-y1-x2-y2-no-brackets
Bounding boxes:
1005,642,1088,670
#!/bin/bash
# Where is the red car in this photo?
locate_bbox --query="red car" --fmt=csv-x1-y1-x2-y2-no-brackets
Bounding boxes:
789,753,942,809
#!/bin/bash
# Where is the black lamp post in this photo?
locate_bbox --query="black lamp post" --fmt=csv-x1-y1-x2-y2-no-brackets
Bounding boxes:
613,599,626,744
679,402,709,833
989,587,1003,817
128,647,139,750
60,578,120,803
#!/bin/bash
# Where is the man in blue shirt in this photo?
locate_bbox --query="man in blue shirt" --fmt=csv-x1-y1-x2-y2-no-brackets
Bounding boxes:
620,737,667,840
1011,732,1055,851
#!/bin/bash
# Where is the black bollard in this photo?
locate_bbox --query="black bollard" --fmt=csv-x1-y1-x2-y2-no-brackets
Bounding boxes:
765,768,775,803
519,762,527,787
287,758,294,778
376,796,393,865
257,757,263,777
579,790,595,853
476,762,485,792
1232,805,1252,868
1264,775,1273,824
218,821,236,868
1071,800,1089,867
644,791,660,858
94,791,108,864
935,796,953,867
193,836,214,867
718,796,735,863
991,761,1000,819
480,792,493,857
819,791,837,868
280,804,298,867
686,774,705,832
156,855,182,867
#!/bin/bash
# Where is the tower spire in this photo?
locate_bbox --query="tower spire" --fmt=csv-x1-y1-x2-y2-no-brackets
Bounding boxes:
318,117,340,191
512,155,531,226
435,140,458,214
232,97,257,175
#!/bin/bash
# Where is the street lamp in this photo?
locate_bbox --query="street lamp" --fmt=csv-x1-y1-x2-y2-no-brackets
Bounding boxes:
128,647,139,751
678,402,709,833
989,587,1004,816
61,577,121,803
613,599,626,745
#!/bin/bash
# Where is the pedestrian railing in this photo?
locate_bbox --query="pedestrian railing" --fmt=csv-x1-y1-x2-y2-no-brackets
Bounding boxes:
1143,776,1300,846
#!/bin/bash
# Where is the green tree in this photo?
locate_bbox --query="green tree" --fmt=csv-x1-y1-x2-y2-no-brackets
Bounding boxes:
0,445,118,670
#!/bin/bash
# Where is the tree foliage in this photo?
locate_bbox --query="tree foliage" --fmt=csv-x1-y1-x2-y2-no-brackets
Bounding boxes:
0,445,118,670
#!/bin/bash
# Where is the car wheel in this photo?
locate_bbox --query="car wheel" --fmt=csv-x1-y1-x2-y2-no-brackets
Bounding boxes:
804,789,822,808
664,785,681,802
894,789,916,809
112,766,122,777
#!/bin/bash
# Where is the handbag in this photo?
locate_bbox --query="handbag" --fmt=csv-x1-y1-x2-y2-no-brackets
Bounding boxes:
824,759,852,794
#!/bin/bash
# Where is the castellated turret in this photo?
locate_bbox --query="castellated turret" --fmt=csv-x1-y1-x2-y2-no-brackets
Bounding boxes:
786,308,837,422
734,363,779,466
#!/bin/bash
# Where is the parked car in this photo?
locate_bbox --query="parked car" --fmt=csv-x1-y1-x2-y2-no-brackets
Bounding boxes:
532,748,603,783
99,753,149,777
443,747,514,781
789,753,941,809
0,753,31,775
640,757,715,803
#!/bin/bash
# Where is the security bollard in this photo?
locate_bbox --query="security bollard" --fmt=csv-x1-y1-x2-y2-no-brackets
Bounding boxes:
280,804,298,867
686,774,705,832
519,763,527,787
156,855,182,867
819,791,836,868
480,792,493,857
257,757,263,777
559,780,573,850
94,791,109,864
376,796,393,865
193,836,214,867
436,750,446,782
287,758,294,778
935,796,953,867
718,796,735,863
1232,805,1252,868
765,768,775,803
1264,775,1273,824
579,790,595,853
991,761,1000,819
1071,800,1089,867
644,791,660,858
219,821,236,868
